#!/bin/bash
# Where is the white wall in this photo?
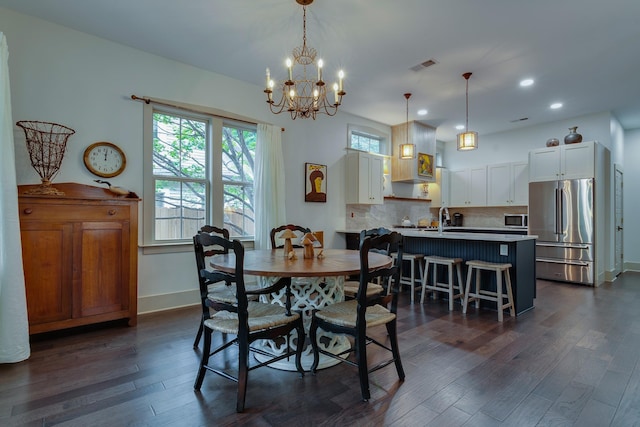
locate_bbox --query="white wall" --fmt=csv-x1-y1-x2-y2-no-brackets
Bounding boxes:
0,8,389,311
443,111,614,169
624,128,640,270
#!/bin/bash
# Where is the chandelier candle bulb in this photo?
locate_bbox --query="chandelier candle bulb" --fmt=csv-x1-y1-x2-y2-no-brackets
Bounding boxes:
286,58,293,81
334,84,339,104
317,59,323,82
266,68,270,89
338,70,344,92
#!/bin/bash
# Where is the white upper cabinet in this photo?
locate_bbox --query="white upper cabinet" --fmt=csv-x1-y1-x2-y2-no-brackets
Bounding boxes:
390,121,436,183
449,166,487,207
429,167,450,207
488,162,528,206
529,142,595,182
345,151,384,204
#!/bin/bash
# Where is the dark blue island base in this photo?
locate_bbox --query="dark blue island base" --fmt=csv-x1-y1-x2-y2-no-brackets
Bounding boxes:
403,235,536,316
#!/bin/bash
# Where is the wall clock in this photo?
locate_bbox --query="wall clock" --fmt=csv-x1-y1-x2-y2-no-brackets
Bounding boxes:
83,142,126,178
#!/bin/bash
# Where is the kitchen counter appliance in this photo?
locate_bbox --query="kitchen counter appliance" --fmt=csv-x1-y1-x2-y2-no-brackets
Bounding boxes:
529,178,594,285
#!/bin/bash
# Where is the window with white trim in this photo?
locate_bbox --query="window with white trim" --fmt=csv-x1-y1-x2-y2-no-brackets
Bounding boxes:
347,124,389,155
143,104,256,245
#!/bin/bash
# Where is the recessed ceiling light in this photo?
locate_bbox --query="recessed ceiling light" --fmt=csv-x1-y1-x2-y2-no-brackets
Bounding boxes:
455,124,465,130
417,109,428,116
519,78,534,87
550,102,563,109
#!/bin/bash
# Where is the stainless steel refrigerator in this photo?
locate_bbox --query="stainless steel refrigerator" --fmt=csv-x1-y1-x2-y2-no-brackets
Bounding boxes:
529,178,594,285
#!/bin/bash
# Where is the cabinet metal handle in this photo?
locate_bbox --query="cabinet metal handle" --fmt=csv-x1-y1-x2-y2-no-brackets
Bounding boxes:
23,208,33,215
108,209,117,215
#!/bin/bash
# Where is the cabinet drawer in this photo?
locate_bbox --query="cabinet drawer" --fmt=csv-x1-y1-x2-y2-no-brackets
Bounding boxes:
19,204,131,221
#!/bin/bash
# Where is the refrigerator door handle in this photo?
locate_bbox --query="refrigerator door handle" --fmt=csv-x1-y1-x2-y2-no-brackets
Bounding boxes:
555,187,561,235
536,257,591,267
536,243,591,250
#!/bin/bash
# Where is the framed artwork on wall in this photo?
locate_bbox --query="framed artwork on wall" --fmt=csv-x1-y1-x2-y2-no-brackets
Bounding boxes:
417,153,434,179
305,163,327,202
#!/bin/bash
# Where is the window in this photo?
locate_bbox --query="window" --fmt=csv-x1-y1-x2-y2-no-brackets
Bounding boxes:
347,124,389,155
143,104,256,245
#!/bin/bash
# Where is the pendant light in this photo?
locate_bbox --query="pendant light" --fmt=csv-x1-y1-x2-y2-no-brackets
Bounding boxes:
399,93,415,159
457,72,478,151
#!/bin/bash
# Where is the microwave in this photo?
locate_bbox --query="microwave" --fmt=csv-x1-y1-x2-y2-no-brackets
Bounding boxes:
504,213,528,228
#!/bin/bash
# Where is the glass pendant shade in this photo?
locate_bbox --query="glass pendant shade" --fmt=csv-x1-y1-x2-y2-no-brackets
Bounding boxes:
457,131,478,151
399,143,415,159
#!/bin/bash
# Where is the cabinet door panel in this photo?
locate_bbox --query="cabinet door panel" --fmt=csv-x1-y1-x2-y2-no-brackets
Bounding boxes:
75,221,130,317
529,147,560,182
469,167,487,206
449,169,468,207
488,164,511,206
20,222,73,325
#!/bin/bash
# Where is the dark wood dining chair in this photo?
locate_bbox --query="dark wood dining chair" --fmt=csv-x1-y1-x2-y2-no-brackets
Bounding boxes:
192,225,233,348
269,224,311,249
193,233,306,413
309,231,405,401
343,227,393,303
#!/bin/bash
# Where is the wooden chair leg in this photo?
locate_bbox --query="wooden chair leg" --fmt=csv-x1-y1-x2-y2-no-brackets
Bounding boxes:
463,266,473,314
447,263,454,311
309,313,320,374
356,331,370,401
386,320,405,381
505,270,516,317
236,338,249,413
295,318,306,377
193,326,211,390
497,270,504,322
193,320,203,349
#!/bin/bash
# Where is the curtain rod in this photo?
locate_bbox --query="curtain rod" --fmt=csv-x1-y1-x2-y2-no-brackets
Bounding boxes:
130,94,284,132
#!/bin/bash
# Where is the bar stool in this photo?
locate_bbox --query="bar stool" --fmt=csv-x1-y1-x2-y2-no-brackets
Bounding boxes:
462,260,515,322
421,256,464,311
389,252,424,302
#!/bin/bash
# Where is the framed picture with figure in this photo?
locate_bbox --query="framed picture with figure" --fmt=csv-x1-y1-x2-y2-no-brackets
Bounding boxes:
417,153,434,179
305,163,327,202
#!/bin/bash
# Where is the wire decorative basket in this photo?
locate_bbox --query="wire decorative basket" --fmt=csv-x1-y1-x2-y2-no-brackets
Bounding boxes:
16,120,75,195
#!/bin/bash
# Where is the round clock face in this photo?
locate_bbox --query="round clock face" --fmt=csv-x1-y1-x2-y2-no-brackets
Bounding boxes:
83,142,126,178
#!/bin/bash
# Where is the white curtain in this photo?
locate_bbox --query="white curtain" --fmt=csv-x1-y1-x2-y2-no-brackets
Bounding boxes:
254,124,286,249
0,33,30,363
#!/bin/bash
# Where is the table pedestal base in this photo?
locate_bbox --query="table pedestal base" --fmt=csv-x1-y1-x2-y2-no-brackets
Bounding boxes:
255,275,350,371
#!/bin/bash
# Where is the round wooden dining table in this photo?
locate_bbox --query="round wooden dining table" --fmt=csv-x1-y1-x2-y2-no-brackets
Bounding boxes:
210,248,392,371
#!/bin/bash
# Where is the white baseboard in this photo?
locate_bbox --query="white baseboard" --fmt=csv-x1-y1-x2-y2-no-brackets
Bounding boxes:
138,289,199,314
624,262,640,272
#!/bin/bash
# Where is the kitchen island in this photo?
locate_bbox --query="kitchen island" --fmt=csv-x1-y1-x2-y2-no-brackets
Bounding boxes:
337,228,537,315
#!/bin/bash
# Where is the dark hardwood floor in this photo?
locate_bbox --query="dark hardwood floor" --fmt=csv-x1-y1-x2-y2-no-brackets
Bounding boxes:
2,273,640,426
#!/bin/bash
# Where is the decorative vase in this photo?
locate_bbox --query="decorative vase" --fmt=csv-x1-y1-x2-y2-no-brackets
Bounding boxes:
546,138,560,147
564,126,583,144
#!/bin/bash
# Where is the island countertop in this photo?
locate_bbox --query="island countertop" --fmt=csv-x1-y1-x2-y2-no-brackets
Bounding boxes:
336,228,537,242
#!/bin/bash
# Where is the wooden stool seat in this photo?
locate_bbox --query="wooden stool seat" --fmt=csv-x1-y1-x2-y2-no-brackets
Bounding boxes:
390,252,424,302
462,260,515,322
421,256,464,310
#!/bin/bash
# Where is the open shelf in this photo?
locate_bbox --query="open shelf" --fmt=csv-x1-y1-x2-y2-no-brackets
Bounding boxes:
384,196,431,202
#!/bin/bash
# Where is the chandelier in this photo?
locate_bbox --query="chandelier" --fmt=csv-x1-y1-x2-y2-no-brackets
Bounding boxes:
457,72,478,151
264,0,345,120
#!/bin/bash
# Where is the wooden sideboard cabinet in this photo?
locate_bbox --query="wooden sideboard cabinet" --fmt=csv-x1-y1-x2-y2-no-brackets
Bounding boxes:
18,183,140,334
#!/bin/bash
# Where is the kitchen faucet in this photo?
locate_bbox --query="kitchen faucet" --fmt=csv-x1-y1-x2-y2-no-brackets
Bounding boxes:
438,206,450,234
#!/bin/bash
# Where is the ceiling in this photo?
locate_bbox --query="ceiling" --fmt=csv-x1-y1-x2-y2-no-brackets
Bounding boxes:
2,0,640,142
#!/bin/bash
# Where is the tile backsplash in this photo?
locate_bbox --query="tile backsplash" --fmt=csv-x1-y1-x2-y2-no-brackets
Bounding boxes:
346,202,527,230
